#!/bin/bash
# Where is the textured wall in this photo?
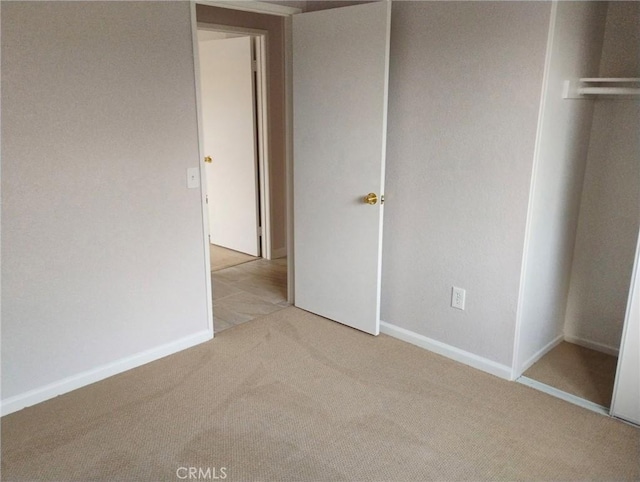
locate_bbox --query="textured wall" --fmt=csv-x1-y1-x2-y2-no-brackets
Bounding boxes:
381,1,551,366
1,2,208,400
564,2,640,353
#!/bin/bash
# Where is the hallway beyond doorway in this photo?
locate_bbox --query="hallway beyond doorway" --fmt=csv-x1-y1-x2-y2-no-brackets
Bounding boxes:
212,257,288,333
210,244,257,272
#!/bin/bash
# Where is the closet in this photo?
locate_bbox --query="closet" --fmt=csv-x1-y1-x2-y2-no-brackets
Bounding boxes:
514,1,639,424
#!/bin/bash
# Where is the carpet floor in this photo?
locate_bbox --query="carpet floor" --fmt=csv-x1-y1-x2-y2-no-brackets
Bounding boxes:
2,308,638,481
523,341,618,407
210,244,257,272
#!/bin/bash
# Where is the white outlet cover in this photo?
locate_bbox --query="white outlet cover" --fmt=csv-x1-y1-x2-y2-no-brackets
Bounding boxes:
451,286,466,310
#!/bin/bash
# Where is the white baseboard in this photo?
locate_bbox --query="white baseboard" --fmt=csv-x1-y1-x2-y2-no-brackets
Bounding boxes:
271,247,287,259
518,334,564,376
564,334,619,357
380,321,512,380
1,329,213,417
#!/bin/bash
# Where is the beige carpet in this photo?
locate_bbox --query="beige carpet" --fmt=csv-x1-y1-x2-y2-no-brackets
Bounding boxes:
210,244,257,272
2,308,638,481
524,341,618,407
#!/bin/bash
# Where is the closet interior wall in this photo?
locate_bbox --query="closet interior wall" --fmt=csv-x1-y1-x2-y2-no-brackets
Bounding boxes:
564,1,640,355
515,1,640,375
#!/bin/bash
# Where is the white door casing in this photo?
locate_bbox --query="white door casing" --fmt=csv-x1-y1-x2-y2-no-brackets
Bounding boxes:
199,35,260,256
292,2,391,335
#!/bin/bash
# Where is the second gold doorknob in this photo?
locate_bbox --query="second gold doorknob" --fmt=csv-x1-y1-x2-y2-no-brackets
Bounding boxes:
204,156,212,163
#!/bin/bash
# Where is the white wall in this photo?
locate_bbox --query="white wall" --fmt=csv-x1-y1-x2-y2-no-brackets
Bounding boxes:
1,2,210,413
564,2,640,353
514,2,608,374
381,1,551,369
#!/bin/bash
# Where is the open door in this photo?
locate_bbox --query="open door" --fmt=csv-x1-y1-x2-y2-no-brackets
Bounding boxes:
199,35,261,257
293,2,391,335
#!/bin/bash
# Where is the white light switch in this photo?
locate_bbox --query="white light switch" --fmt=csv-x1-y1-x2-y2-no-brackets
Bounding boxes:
187,167,200,189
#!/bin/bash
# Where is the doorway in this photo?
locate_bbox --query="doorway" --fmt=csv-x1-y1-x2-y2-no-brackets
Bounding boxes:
196,23,290,333
194,1,391,337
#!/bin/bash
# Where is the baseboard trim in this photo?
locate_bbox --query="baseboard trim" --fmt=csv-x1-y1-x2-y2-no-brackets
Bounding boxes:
564,334,619,357
518,334,564,376
271,247,287,259
380,321,512,380
517,376,609,416
1,329,213,417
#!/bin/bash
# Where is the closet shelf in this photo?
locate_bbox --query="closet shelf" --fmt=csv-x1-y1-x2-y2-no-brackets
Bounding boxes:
563,78,640,99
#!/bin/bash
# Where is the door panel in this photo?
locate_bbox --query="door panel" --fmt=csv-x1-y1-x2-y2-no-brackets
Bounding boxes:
293,2,391,335
611,232,640,425
199,36,260,256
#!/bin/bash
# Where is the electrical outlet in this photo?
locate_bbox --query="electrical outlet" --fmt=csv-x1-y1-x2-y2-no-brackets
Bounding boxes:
451,286,466,310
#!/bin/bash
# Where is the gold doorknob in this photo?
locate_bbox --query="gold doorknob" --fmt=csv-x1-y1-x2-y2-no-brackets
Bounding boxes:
204,156,212,163
363,193,378,205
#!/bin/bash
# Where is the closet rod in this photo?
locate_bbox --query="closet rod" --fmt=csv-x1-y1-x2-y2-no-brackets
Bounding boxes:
578,87,640,96
563,78,640,99
580,78,640,83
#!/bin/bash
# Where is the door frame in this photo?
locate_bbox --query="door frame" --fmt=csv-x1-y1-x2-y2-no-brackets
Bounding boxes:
196,0,300,17
197,23,272,260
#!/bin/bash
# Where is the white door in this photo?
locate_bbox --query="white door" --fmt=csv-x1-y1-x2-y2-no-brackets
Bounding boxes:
611,232,640,425
199,35,260,257
293,2,391,335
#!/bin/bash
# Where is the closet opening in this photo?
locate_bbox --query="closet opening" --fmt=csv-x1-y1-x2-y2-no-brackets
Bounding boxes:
513,0,640,418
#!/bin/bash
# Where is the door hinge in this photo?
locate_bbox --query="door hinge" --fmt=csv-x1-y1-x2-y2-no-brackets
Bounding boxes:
252,60,258,72
206,194,209,204
258,226,263,236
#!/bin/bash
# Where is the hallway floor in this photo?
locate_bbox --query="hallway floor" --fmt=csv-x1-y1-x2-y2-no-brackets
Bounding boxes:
210,244,258,272
212,257,288,333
